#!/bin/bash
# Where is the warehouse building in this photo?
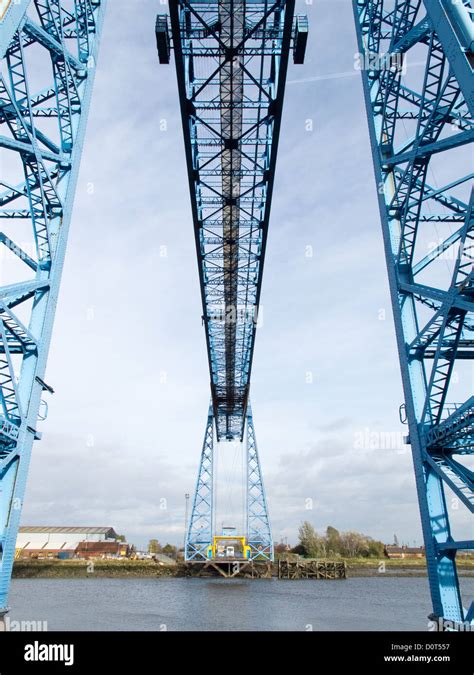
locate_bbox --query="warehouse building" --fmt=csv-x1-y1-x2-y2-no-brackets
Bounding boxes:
16,526,124,559
384,545,425,559
75,541,129,559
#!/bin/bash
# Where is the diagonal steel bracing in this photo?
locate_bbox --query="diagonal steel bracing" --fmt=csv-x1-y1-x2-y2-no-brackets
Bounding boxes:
246,402,272,560
0,0,106,612
161,0,306,562
354,0,473,626
166,0,303,441
184,399,272,561
185,403,215,561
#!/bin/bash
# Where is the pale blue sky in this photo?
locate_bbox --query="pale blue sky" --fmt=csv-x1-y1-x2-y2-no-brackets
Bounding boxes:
20,0,472,550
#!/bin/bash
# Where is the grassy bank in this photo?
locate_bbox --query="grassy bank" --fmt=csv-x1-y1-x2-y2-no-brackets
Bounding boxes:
345,557,474,577
13,559,178,579
12,557,474,579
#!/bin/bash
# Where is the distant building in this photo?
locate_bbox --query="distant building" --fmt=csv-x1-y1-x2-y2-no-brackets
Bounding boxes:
75,541,129,559
385,545,425,559
16,526,123,559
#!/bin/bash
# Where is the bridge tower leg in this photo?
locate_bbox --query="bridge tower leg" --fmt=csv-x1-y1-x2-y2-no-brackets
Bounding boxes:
247,405,273,561
0,0,106,612
353,0,473,627
185,404,214,561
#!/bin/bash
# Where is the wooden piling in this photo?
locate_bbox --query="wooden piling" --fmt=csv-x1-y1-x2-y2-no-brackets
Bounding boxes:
277,559,346,579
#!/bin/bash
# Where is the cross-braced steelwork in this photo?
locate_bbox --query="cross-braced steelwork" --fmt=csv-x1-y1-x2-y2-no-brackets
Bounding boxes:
161,0,306,440
0,0,106,612
184,399,272,561
246,403,272,560
160,0,306,562
354,0,473,626
186,403,214,560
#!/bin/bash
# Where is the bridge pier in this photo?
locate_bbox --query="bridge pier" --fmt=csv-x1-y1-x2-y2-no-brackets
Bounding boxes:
182,561,273,579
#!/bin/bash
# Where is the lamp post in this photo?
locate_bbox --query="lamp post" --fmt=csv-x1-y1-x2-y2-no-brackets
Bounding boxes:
184,493,190,551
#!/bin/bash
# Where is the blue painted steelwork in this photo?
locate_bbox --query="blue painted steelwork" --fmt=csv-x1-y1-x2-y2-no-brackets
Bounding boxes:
185,402,214,561
246,403,272,560
0,0,106,612
162,0,305,562
166,0,304,441
353,0,473,626
185,399,272,561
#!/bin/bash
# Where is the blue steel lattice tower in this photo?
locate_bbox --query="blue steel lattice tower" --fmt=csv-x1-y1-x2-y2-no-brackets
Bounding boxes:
354,0,473,626
0,0,106,612
157,0,307,562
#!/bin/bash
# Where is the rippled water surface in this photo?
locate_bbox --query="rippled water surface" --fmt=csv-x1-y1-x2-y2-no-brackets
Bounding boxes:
8,576,473,631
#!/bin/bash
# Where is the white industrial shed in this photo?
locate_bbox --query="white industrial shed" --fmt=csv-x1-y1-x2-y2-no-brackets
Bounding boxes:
16,526,119,554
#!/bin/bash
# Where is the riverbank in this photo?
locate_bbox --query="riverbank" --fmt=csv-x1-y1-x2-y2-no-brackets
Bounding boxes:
347,557,474,577
13,560,177,578
12,557,474,578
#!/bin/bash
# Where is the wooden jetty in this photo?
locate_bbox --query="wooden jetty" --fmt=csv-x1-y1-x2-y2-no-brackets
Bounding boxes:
277,559,346,580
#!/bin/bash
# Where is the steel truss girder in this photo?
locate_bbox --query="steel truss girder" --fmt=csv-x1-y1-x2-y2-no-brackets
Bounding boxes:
353,0,473,626
0,0,106,612
185,400,273,562
168,0,301,441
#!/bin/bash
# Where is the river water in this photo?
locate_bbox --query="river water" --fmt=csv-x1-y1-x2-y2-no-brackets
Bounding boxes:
8,577,474,631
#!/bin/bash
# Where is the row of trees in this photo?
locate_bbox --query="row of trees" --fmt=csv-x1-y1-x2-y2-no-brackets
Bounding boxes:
148,539,178,559
282,522,385,559
146,523,384,560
